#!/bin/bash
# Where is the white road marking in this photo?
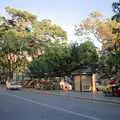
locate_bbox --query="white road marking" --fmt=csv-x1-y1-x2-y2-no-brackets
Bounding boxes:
0,92,102,120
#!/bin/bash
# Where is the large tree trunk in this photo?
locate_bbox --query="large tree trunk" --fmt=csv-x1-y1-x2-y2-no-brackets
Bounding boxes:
8,59,13,81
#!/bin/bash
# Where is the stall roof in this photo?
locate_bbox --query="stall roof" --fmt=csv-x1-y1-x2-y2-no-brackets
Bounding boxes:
72,65,92,75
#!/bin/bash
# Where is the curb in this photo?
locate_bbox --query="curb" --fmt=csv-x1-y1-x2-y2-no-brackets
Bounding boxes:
22,89,120,104
40,91,120,104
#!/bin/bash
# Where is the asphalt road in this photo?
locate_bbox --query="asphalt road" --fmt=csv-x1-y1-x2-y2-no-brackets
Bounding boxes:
0,88,120,120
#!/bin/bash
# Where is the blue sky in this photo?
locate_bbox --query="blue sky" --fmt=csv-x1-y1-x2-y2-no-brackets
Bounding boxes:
0,0,115,45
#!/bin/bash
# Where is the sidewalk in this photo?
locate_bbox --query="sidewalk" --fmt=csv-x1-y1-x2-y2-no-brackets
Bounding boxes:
38,90,120,104
2,85,120,104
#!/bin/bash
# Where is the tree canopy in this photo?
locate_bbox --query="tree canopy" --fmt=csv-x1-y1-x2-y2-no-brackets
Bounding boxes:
28,40,98,77
0,7,67,80
75,11,119,50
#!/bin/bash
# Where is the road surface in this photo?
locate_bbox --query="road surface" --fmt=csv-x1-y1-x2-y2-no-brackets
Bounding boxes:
0,88,120,120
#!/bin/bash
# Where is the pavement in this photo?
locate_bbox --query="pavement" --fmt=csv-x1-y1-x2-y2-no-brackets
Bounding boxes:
0,87,120,120
36,90,120,104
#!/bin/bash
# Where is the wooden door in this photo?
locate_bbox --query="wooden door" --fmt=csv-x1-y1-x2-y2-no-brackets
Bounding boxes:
81,75,92,91
74,75,80,91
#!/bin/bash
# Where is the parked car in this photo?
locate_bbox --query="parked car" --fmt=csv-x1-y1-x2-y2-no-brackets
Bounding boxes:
112,84,120,96
103,79,120,96
6,81,22,90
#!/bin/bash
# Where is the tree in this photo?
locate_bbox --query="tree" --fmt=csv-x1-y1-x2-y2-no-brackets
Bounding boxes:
75,11,118,50
0,7,67,81
29,40,98,77
70,41,98,65
0,6,38,81
34,19,67,42
29,41,71,77
78,41,98,65
75,11,120,79
112,1,120,22
112,0,120,73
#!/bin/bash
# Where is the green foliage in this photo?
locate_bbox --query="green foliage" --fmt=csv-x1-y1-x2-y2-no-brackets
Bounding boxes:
75,11,120,50
0,6,67,80
112,1,120,22
29,41,71,76
112,0,120,72
29,41,98,76
78,41,98,65
75,10,120,79
5,6,37,22
33,19,67,42
69,41,98,65
0,52,8,74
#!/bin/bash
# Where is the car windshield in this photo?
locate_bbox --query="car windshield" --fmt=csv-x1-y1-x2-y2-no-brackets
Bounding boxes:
11,82,16,85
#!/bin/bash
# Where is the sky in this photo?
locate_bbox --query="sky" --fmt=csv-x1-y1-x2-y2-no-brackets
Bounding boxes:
0,0,115,47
